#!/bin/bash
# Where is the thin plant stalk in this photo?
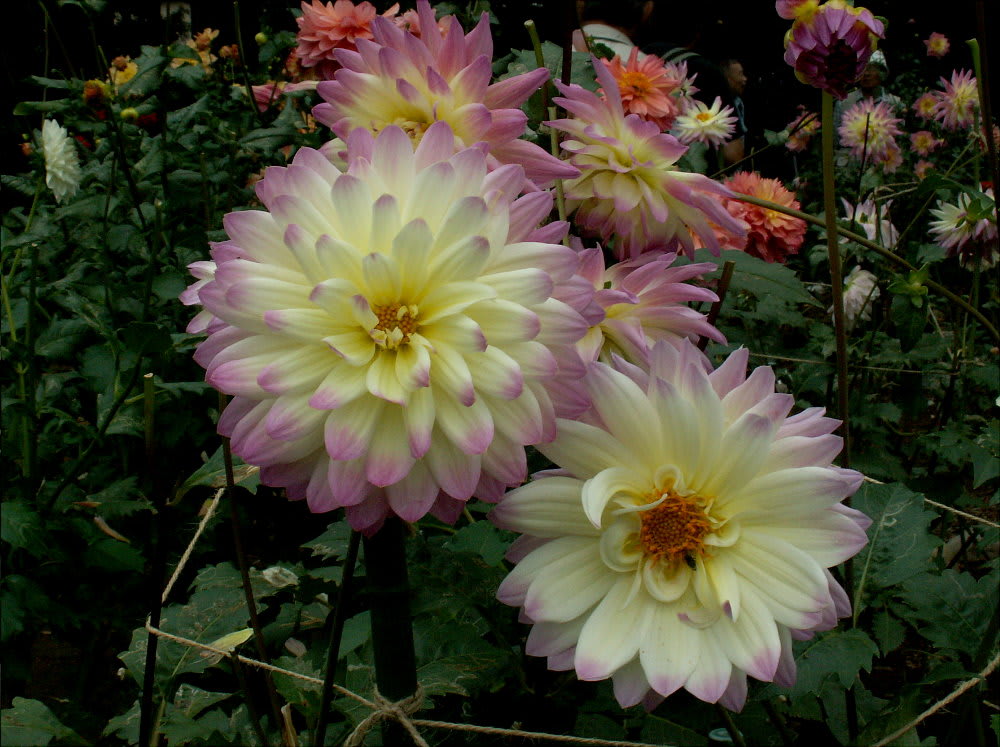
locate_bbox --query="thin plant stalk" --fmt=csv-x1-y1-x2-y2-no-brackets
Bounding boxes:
313,529,362,747
363,517,418,744
234,2,266,125
230,654,272,747
220,392,287,742
697,260,735,352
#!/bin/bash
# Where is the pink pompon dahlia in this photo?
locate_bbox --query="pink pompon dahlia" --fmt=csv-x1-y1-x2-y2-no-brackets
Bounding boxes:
575,248,724,364
295,0,399,79
600,48,686,131
673,97,738,146
932,69,980,131
720,172,807,263
492,341,868,711
313,0,575,188
924,32,950,58
548,58,746,260
782,0,885,99
183,122,591,534
837,98,902,165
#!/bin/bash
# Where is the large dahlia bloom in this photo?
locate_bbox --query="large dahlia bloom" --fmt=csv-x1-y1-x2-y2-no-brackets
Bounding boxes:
837,98,902,166
493,342,868,710
720,172,807,263
41,119,81,203
313,0,574,187
600,49,691,131
781,0,885,99
932,70,980,131
575,249,724,364
548,59,745,259
295,0,399,79
184,123,590,533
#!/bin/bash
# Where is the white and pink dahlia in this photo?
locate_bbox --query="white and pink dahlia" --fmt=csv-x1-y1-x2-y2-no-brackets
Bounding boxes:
493,342,867,711
929,187,999,269
932,69,980,131
841,197,898,248
184,123,590,534
837,98,901,166
312,0,574,187
549,58,745,260
673,97,738,147
575,248,724,364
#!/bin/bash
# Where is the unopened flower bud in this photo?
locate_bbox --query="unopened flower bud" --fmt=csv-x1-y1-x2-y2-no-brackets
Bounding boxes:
254,32,268,45
120,107,139,122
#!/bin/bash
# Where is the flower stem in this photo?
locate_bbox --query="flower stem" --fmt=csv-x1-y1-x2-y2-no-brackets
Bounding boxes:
363,517,418,743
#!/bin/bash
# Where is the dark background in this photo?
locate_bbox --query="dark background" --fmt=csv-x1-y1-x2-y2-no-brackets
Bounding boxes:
3,0,997,174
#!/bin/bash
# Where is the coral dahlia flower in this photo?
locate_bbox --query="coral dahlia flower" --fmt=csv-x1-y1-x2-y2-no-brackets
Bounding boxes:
313,0,574,188
601,49,684,131
493,342,868,711
837,98,902,165
721,172,807,263
924,32,950,58
673,97,738,146
184,123,590,534
932,70,980,131
41,119,81,203
296,0,399,78
548,58,745,259
575,249,724,364
781,0,885,99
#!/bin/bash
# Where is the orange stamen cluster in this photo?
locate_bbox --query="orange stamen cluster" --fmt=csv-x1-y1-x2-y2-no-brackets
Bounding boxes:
619,71,653,97
372,303,418,348
638,493,711,564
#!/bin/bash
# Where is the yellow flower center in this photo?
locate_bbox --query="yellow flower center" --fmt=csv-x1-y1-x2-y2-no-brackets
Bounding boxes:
619,71,652,97
373,118,430,144
371,303,419,349
638,492,711,565
695,111,714,122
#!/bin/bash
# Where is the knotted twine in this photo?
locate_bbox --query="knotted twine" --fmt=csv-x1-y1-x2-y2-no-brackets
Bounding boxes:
343,686,428,747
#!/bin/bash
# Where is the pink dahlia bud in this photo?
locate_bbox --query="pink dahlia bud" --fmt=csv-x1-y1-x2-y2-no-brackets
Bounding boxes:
492,342,868,711
184,122,592,534
782,0,885,99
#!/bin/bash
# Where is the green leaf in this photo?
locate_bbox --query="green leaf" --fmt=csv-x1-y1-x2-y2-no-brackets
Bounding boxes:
171,684,232,720
851,482,938,611
890,295,926,352
301,520,352,560
339,611,371,656
0,502,47,556
783,629,879,697
705,249,823,308
174,445,260,501
35,319,90,359
443,521,509,566
1,697,87,747
574,713,626,741
856,690,928,746
898,569,998,656
121,321,174,356
417,650,508,697
83,538,145,572
872,609,906,655
640,715,708,746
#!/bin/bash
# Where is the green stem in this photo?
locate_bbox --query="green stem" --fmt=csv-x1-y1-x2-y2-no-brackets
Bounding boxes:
822,92,851,466
234,2,266,125
731,193,1000,342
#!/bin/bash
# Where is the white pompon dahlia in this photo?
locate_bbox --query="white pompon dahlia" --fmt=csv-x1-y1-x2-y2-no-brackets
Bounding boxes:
492,341,868,710
186,122,590,534
41,119,82,203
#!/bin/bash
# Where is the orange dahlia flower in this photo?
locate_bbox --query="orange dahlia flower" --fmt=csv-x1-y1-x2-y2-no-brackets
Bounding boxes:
601,49,685,131
722,172,807,263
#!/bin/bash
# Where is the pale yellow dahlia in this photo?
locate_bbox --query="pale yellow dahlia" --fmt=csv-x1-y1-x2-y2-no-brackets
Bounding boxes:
493,342,867,710
672,97,738,147
185,123,590,533
41,119,81,203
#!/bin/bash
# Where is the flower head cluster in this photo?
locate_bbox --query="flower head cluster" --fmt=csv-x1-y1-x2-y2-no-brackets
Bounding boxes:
924,32,950,58
295,0,400,79
910,130,942,157
931,69,980,131
600,50,696,131
929,188,999,269
575,249,724,364
493,341,867,711
720,172,807,263
785,108,821,151
548,58,745,259
673,97,737,147
838,98,902,167
183,123,591,534
41,119,81,203
781,0,885,99
313,0,574,187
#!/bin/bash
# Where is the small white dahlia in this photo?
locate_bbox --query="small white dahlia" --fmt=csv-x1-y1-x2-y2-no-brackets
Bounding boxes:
929,187,999,268
493,341,868,710
41,119,81,203
672,97,738,147
838,266,879,330
185,123,590,533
